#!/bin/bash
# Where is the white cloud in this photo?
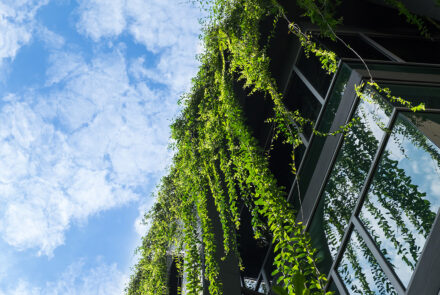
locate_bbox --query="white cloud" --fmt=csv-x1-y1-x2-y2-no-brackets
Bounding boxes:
46,260,128,295
36,25,65,49
75,0,203,91
0,49,176,256
0,0,203,261
76,0,126,41
126,0,202,91
133,200,154,237
45,51,86,86
0,260,128,295
0,0,48,61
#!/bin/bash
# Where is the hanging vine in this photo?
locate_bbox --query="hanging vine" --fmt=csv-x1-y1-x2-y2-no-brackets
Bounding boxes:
126,0,437,294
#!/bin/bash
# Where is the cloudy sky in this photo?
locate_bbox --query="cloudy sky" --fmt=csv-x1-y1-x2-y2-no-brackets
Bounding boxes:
0,0,203,293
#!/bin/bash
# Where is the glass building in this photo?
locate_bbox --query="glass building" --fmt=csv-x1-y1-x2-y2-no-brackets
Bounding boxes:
165,1,440,294
235,1,440,294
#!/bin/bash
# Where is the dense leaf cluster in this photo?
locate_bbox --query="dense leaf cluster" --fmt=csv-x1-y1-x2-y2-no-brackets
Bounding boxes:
125,0,434,294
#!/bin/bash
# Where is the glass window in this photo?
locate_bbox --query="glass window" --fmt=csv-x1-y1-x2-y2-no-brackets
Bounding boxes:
298,64,352,203
316,64,352,135
284,73,322,139
337,230,397,295
380,84,440,110
296,51,333,98
315,34,389,61
318,87,392,259
370,36,440,64
359,111,440,286
327,281,340,295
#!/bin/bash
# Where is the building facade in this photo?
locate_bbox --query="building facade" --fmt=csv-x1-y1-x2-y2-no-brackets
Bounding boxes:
235,1,440,294
165,1,440,294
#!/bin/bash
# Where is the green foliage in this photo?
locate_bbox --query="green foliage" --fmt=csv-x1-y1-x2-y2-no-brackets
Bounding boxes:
126,0,434,294
295,0,342,38
355,82,425,112
383,0,431,39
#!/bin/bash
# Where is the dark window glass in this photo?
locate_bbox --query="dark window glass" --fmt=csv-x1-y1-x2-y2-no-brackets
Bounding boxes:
337,230,397,295
296,51,333,98
359,112,440,286
298,64,352,196
316,34,389,61
284,73,322,139
294,143,306,171
318,87,392,259
382,84,440,110
371,36,440,64
327,280,341,294
263,250,274,282
268,134,294,191
316,64,352,134
308,196,334,275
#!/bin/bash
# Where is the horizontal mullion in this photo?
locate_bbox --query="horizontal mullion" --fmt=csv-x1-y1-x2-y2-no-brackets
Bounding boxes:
394,107,440,113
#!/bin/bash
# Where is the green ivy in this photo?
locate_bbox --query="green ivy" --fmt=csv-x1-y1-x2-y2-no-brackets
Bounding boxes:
125,1,435,294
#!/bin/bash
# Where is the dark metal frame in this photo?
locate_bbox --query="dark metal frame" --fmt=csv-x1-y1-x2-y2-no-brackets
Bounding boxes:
250,29,440,293
302,64,440,295
358,33,405,63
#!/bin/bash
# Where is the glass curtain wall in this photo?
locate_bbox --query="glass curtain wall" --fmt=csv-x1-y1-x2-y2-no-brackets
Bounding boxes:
309,75,440,295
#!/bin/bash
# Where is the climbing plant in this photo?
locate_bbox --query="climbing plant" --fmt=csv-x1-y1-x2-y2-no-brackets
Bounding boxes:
125,0,436,294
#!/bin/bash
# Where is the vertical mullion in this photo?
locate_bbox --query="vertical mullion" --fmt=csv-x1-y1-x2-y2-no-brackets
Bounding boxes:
254,276,262,292
256,243,273,289
295,60,342,177
327,108,400,293
260,270,269,294
300,131,310,147
325,224,354,290
329,269,349,295
286,178,297,204
352,216,406,294
286,61,342,213
352,108,397,217
282,48,304,95
304,74,361,230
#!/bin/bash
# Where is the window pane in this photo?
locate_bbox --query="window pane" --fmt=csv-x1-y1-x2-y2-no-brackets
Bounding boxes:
327,280,340,295
299,64,352,204
370,36,440,64
296,51,333,98
316,35,389,61
381,84,440,110
284,73,322,139
338,230,397,295
319,88,392,259
359,112,440,286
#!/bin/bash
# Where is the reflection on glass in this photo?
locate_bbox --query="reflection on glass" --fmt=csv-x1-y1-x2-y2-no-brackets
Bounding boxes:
338,230,397,295
299,64,352,204
359,112,440,286
317,63,351,134
320,88,392,259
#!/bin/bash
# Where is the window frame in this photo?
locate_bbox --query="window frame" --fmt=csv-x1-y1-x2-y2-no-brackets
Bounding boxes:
300,61,440,295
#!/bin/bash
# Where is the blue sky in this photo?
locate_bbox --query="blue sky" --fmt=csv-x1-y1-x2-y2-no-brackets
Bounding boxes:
0,0,203,293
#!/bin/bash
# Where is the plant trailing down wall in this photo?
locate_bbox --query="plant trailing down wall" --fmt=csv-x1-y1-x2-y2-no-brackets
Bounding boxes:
125,0,434,294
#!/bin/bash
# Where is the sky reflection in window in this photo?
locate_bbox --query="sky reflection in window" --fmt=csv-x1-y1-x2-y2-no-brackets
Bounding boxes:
359,112,440,286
